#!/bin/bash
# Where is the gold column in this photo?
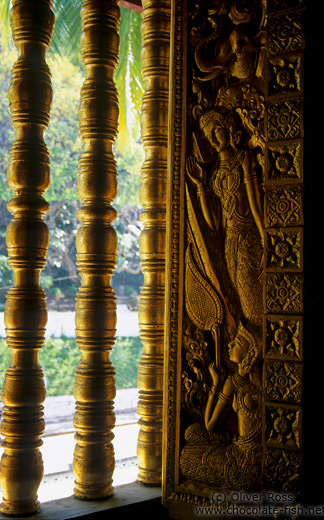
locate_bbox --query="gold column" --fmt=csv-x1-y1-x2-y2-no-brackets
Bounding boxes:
0,0,54,515
72,0,120,500
137,0,170,485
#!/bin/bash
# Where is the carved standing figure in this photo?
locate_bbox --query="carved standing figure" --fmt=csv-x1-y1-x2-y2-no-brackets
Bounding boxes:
180,106,264,488
186,106,264,339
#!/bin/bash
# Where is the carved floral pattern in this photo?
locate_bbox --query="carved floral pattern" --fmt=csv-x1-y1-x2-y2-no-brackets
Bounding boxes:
181,321,211,420
268,12,302,56
262,0,304,501
266,273,302,313
264,405,301,450
164,0,305,509
264,447,301,492
266,228,302,270
268,55,302,97
264,316,302,359
265,186,302,227
264,359,302,402
267,99,302,141
266,141,302,182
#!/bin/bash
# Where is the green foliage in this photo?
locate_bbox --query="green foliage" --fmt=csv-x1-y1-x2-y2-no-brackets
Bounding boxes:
113,141,144,289
46,55,84,203
40,337,81,397
0,2,144,146
0,336,143,397
0,254,12,310
115,7,143,151
0,44,144,304
50,0,82,66
0,4,145,400
0,45,16,203
110,336,143,390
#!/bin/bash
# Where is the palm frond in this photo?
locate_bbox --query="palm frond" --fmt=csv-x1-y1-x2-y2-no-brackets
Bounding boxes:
51,0,82,65
0,0,144,147
0,0,12,48
115,7,144,150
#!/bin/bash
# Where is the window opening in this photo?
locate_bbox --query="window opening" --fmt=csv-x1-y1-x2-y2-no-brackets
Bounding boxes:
0,1,144,503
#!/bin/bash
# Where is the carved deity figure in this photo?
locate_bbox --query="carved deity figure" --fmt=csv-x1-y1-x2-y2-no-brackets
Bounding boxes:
180,322,261,490
179,0,266,494
187,106,264,339
181,105,264,488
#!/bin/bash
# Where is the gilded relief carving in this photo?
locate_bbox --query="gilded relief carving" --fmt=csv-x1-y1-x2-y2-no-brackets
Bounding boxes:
263,447,302,493
268,55,302,96
179,0,266,491
266,141,302,182
264,359,302,402
265,273,302,313
264,404,302,450
163,0,305,512
265,228,302,270
182,319,212,422
261,0,305,497
264,316,302,359
265,186,302,227
268,11,303,55
267,99,302,141
180,323,262,490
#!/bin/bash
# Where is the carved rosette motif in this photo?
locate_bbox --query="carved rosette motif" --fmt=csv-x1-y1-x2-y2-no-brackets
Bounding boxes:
266,228,302,270
264,447,302,493
264,404,302,450
264,360,302,402
72,0,120,499
0,0,54,515
263,0,305,494
137,0,170,485
264,316,302,360
266,141,302,182
265,186,303,227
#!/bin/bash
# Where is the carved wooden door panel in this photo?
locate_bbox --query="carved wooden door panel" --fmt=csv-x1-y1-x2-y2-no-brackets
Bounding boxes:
163,1,306,518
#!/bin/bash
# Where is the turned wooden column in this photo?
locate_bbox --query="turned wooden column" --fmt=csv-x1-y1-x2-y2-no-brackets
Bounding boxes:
137,0,170,485
0,0,54,515
72,0,120,500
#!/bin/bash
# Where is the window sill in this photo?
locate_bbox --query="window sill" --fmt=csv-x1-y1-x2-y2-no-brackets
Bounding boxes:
0,481,165,520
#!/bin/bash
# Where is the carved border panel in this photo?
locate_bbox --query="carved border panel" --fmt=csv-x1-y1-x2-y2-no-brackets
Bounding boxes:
263,0,305,495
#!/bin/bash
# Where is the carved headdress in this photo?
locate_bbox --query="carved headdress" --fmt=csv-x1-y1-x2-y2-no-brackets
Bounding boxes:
198,106,242,147
199,108,227,130
236,321,260,375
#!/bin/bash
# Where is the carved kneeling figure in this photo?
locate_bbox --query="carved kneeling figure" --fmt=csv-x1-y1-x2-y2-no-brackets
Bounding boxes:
180,323,261,490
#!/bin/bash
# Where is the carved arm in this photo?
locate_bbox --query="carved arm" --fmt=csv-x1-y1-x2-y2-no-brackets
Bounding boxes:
186,155,220,231
243,152,264,245
204,373,234,432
